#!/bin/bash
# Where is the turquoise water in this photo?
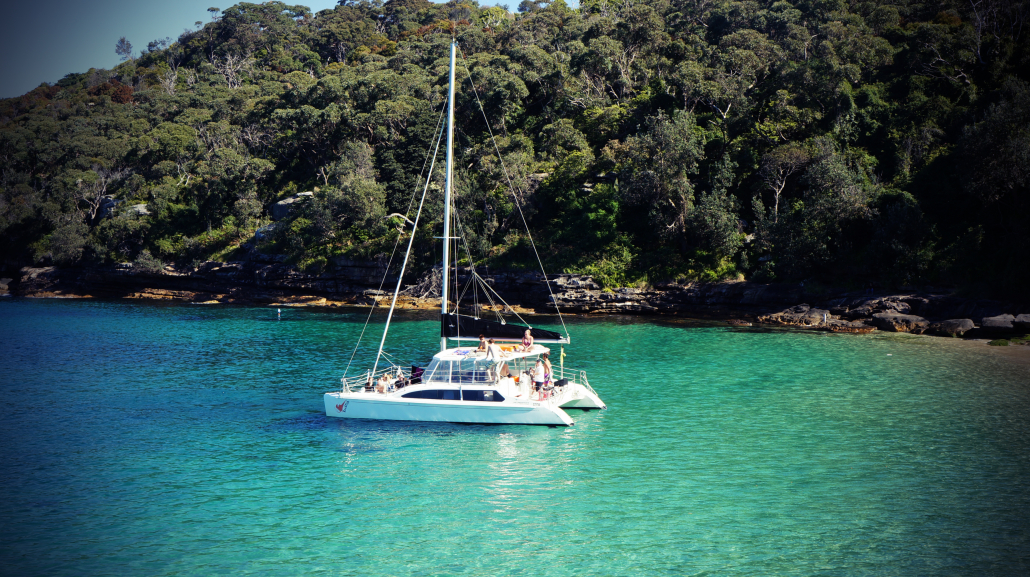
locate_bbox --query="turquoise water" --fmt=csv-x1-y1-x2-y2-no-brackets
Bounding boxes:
2,299,1029,576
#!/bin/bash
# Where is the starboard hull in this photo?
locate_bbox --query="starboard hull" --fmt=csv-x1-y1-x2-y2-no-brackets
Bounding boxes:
558,383,607,410
324,392,574,426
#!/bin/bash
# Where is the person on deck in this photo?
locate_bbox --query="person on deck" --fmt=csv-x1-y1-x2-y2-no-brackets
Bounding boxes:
486,338,505,380
476,334,487,352
532,358,546,399
520,329,534,352
541,352,553,397
485,338,504,360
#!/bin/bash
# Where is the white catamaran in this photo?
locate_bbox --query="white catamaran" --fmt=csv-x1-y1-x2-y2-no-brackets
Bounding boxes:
323,40,605,426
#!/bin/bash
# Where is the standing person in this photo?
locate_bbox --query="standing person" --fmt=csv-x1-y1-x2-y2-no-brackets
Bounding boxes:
485,338,504,380
520,329,534,352
532,358,546,399
541,352,553,396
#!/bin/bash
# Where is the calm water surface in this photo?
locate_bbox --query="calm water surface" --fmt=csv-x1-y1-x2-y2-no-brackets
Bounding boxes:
2,298,1029,576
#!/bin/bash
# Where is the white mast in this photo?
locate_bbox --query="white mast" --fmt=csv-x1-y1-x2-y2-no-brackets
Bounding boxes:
441,38,456,352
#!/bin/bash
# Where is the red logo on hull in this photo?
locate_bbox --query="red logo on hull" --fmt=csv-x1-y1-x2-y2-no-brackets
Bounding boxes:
335,403,345,412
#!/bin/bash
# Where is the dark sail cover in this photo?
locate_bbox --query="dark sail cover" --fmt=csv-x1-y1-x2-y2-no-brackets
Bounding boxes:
441,313,563,341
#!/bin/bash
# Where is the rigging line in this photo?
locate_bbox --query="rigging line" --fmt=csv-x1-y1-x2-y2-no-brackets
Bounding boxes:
457,46,569,338
469,269,533,327
453,208,498,323
451,199,505,326
371,110,446,378
472,273,504,324
341,102,449,378
450,202,485,318
342,103,447,378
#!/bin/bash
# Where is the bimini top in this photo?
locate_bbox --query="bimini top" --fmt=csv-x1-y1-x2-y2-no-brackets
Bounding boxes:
441,313,568,343
432,344,551,362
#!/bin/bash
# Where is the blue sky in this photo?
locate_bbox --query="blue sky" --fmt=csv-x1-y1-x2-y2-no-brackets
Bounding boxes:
0,0,555,99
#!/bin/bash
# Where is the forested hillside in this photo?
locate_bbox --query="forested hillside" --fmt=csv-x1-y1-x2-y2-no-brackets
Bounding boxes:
2,0,1028,296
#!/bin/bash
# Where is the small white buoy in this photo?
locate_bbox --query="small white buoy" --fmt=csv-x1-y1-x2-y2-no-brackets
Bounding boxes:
887,354,892,356
277,307,281,320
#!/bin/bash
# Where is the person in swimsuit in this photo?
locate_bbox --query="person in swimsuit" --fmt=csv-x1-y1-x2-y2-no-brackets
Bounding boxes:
476,334,487,352
520,329,534,352
541,352,553,398
486,338,506,380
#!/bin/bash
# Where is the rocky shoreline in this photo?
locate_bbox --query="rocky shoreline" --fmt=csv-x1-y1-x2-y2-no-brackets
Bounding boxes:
3,261,1028,342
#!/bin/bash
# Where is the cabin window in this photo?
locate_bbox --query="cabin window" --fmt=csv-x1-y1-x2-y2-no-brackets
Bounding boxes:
455,358,492,383
424,360,452,382
402,390,437,399
402,389,460,400
462,390,505,402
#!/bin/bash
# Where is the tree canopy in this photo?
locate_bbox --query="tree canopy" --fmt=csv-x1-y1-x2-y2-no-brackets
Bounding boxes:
2,0,1028,296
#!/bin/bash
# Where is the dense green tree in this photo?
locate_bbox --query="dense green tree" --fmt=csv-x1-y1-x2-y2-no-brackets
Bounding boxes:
0,0,1028,296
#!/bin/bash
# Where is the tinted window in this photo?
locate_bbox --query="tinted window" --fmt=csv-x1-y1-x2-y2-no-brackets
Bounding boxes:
402,390,439,399
462,390,505,402
401,389,461,400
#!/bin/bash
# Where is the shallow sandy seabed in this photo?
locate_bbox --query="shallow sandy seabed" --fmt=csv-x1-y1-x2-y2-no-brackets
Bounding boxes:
905,333,1030,370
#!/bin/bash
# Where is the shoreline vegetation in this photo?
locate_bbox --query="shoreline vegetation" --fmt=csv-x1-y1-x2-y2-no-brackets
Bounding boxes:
4,261,1028,349
2,1,1030,308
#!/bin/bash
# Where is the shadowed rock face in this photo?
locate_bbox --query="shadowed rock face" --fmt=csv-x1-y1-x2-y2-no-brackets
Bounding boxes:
758,304,833,327
982,314,1016,331
871,312,930,333
929,319,976,337
7,263,1028,342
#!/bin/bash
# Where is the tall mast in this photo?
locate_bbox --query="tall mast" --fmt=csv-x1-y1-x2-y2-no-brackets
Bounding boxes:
441,39,456,352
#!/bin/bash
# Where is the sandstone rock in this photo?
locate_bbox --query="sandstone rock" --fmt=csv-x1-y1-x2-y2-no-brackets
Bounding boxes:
871,312,929,333
928,319,975,337
271,192,313,221
758,304,833,327
981,314,1016,332
878,298,912,315
97,196,122,219
1015,314,1030,329
841,305,874,320
828,320,875,334
127,204,150,216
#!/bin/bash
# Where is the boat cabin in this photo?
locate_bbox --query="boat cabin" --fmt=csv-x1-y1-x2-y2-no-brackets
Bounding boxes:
421,345,551,385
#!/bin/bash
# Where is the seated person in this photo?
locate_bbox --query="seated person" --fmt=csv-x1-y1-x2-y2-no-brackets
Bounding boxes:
476,334,487,352
520,329,534,352
485,338,505,361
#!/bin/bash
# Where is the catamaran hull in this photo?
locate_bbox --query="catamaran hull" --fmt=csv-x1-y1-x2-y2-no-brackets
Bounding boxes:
558,383,607,410
324,392,574,426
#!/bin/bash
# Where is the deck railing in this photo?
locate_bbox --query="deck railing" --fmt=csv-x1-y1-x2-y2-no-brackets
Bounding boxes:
339,365,596,400
340,366,412,392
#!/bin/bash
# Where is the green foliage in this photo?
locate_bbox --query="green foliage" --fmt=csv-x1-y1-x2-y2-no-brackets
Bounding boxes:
133,249,165,273
0,0,1027,296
